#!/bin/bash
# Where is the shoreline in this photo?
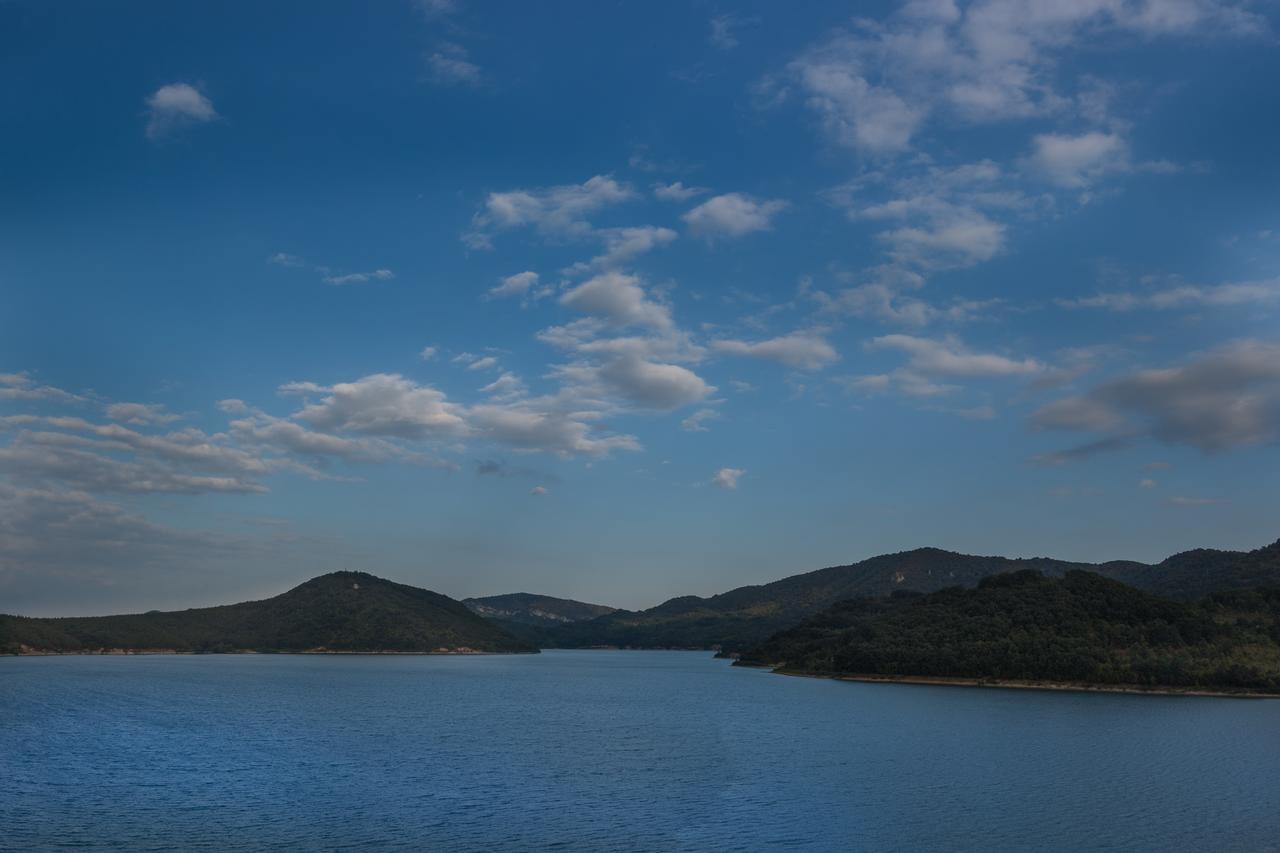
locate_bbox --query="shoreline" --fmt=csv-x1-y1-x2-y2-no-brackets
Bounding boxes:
754,665,1280,699
5,647,540,657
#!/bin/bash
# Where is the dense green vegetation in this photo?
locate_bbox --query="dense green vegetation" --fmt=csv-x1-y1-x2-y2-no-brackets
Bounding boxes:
736,571,1280,692
539,540,1280,653
0,572,536,655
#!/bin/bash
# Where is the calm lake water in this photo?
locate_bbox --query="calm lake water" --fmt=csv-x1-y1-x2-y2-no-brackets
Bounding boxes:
2,650,1278,852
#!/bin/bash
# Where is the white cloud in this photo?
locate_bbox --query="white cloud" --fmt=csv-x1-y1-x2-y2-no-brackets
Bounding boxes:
683,193,788,239
428,43,482,86
468,403,640,457
572,226,678,272
322,269,395,286
145,83,218,140
227,411,416,465
560,271,673,330
594,356,715,410
790,47,925,153
869,334,1043,377
1058,278,1280,311
279,372,642,459
467,356,499,371
1027,131,1129,187
104,403,180,426
879,210,1005,269
480,372,526,400
681,408,719,432
488,271,540,300
713,333,838,370
285,374,469,441
709,14,755,50
0,373,84,405
471,175,635,242
712,467,745,489
781,2,1264,156
530,485,550,496
653,181,709,202
419,346,439,361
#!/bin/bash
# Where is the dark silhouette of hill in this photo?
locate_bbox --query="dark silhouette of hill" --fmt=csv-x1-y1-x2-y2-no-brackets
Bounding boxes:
542,540,1280,652
735,570,1280,693
1,572,536,655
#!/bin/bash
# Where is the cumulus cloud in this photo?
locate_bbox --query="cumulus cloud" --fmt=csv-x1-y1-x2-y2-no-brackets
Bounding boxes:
594,356,714,410
285,374,469,441
469,175,634,242
780,1,1263,156
683,193,788,238
419,346,439,361
145,83,218,140
530,485,550,496
869,334,1043,377
279,372,642,459
1031,339,1280,453
1026,131,1129,188
712,467,745,489
560,271,673,330
713,332,838,370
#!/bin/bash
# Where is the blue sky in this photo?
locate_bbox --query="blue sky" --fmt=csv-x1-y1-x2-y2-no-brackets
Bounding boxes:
2,0,1278,615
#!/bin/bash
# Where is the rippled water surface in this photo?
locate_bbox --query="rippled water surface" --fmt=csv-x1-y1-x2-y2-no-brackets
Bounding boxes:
3,650,1279,851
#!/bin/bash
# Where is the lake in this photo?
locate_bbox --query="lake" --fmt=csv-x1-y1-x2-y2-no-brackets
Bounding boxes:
2,650,1278,851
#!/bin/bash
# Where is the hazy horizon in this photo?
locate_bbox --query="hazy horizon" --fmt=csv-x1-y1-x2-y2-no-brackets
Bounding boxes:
3,0,1279,617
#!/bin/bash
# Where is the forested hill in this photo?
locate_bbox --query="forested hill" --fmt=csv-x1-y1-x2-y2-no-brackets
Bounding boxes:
463,593,617,626
541,540,1280,652
1,572,537,655
1098,540,1280,600
736,571,1280,693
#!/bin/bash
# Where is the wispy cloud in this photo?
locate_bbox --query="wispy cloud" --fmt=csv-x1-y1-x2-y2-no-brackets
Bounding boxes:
145,83,218,140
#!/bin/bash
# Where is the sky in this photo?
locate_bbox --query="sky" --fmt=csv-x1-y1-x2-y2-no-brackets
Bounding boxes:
2,0,1279,616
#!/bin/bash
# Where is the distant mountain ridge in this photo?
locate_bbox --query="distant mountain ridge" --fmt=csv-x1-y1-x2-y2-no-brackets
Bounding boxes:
540,540,1280,652
1,571,536,655
463,593,616,626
